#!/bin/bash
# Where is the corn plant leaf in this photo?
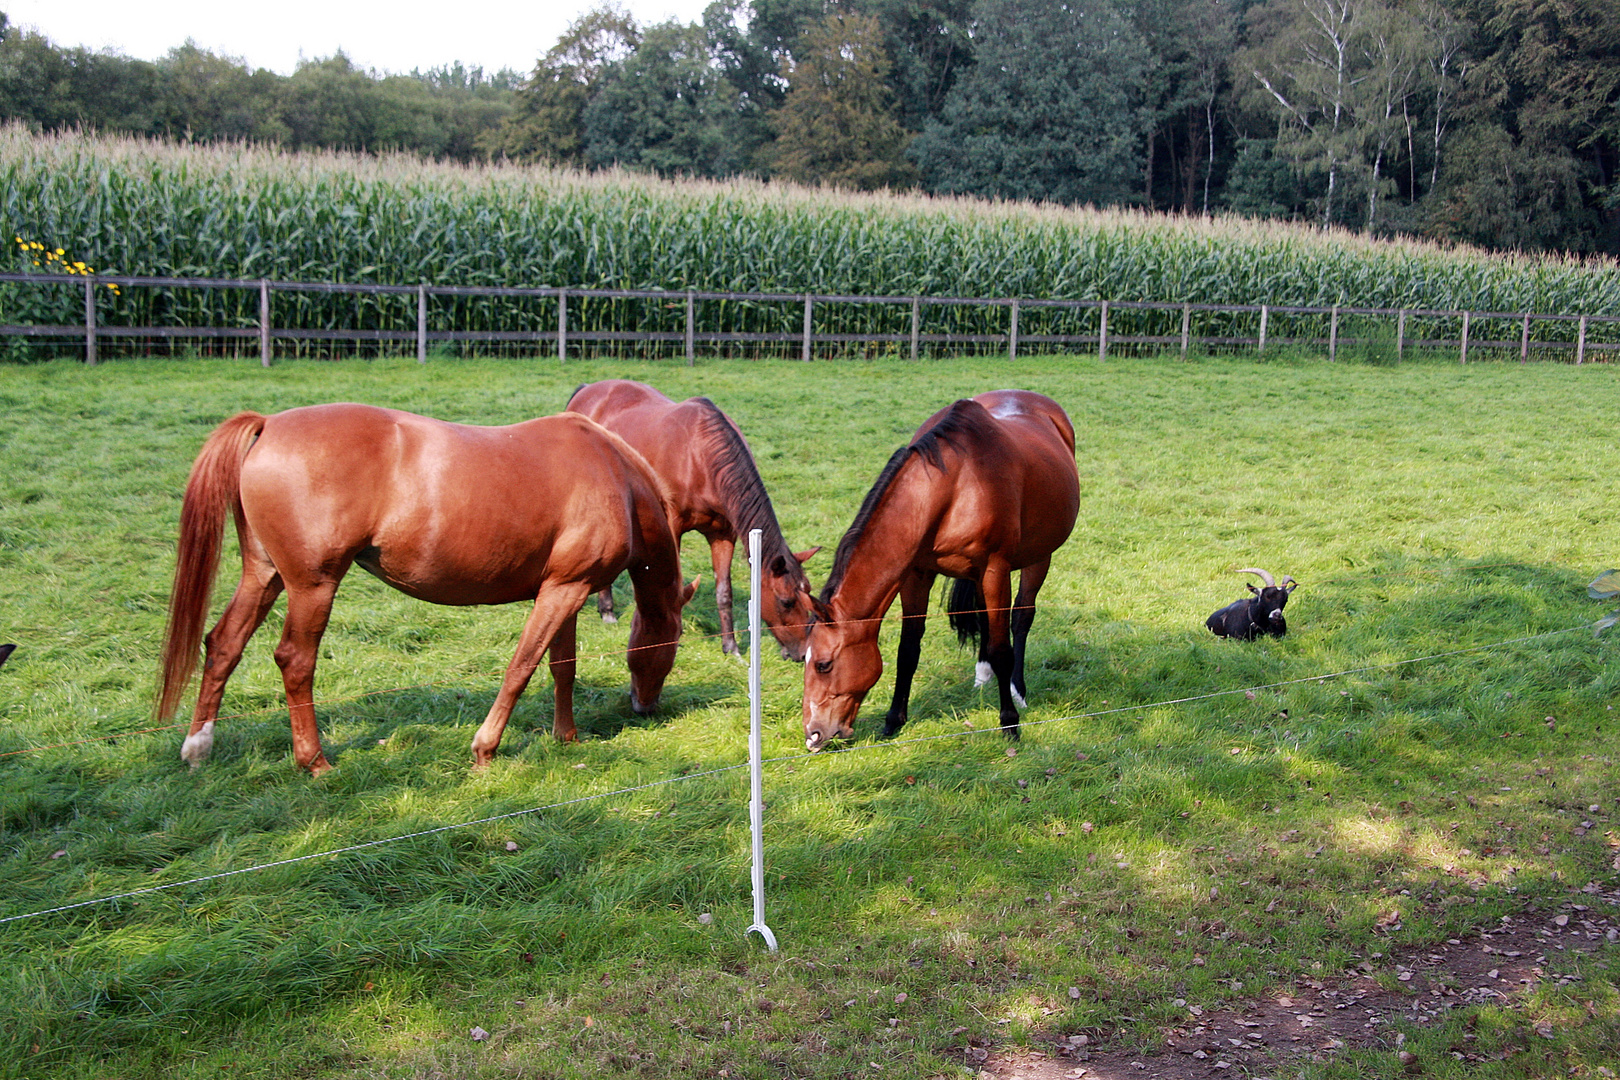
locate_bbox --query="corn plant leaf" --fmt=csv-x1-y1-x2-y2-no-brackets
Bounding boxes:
1589,570,1620,600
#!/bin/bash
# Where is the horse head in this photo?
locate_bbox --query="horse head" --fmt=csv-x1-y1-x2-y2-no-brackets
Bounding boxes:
800,594,883,751
766,547,820,661
627,575,699,714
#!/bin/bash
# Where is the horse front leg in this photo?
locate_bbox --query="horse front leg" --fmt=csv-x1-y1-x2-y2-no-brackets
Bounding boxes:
883,569,935,738
1009,559,1050,708
978,566,1020,739
471,581,592,766
183,554,283,768
710,535,738,655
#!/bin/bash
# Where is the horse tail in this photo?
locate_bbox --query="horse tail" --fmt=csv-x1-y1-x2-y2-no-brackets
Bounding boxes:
156,412,266,721
946,577,983,647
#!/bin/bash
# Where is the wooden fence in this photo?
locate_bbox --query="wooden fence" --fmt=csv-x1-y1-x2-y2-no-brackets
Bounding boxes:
2,271,1617,366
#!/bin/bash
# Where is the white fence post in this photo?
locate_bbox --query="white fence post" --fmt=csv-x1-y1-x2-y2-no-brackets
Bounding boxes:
910,297,920,361
745,528,778,952
1460,310,1471,363
1329,305,1339,361
1397,309,1407,362
1258,304,1268,356
1180,302,1191,359
1008,300,1019,361
801,295,812,362
1576,315,1588,365
1098,300,1109,360
1519,313,1530,362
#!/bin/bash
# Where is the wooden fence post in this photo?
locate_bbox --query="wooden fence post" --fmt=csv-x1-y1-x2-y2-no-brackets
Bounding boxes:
1328,305,1339,361
1180,302,1191,359
417,284,428,364
1396,309,1406,362
1008,299,1019,361
83,277,97,366
1460,310,1470,363
1098,300,1109,360
1519,313,1530,362
259,279,272,367
801,294,812,361
557,289,567,361
910,297,920,361
1258,304,1268,356
1576,315,1588,365
685,289,695,366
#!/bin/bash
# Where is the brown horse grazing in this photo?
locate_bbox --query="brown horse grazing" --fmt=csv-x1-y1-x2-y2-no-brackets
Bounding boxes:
157,404,697,775
801,390,1079,751
566,380,819,660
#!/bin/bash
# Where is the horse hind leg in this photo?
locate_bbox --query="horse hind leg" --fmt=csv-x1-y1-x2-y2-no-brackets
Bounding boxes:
977,568,1021,739
596,581,617,623
183,553,283,768
272,578,343,775
1009,560,1052,709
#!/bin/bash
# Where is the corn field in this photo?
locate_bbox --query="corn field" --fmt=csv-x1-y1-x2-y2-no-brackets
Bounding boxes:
4,126,1619,360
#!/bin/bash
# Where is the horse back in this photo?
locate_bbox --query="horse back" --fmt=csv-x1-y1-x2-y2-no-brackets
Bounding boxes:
566,381,731,536
927,392,1079,569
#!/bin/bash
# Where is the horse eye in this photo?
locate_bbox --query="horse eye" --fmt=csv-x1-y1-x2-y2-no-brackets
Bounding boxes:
814,659,833,675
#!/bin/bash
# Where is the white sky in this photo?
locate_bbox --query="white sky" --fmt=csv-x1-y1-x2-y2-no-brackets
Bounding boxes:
6,0,713,77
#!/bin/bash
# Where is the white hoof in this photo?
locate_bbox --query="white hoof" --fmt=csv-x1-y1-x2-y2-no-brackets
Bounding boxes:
974,661,993,687
180,721,215,768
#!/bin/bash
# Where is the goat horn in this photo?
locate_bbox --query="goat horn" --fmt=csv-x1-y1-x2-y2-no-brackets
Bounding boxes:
1236,568,1276,588
1281,576,1297,589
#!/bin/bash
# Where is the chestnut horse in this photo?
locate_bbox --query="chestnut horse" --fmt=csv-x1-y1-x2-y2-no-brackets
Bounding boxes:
802,390,1078,751
567,380,818,659
157,404,696,774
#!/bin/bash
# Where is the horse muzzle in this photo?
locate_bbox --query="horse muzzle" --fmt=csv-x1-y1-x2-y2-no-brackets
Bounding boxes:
630,690,659,716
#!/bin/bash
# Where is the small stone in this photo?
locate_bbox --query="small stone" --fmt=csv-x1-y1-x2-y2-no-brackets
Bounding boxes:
470,1026,489,1042
698,912,713,925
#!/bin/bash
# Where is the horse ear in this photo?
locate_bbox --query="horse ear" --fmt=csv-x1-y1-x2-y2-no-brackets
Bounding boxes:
808,594,833,623
793,546,822,565
682,576,700,605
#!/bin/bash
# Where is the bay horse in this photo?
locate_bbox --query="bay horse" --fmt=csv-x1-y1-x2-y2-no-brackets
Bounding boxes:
802,390,1078,751
567,380,818,660
157,404,696,775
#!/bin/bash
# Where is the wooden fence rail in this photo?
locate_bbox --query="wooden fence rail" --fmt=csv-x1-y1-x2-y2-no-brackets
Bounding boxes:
2,272,1617,366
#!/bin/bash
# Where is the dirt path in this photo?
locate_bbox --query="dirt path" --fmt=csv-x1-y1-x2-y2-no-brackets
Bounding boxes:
960,886,1620,1080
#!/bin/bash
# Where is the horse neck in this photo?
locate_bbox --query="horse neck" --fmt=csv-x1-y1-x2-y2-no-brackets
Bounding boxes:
828,459,945,623
697,406,808,591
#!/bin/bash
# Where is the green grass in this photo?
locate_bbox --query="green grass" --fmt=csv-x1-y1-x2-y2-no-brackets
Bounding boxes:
0,350,1617,1078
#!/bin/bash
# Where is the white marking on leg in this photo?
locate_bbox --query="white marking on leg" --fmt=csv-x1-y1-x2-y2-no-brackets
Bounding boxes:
1011,686,1027,709
974,661,993,687
180,721,215,768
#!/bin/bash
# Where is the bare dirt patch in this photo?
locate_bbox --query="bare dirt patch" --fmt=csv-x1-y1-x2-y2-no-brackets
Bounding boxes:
961,885,1620,1080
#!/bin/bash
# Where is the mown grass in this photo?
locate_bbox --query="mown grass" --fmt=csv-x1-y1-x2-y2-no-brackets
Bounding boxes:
0,350,1617,1079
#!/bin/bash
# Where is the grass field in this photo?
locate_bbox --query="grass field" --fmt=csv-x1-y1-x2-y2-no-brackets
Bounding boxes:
0,349,1617,1079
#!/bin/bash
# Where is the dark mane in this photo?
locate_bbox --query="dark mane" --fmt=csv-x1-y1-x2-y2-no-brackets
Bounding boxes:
821,400,993,600
693,399,804,580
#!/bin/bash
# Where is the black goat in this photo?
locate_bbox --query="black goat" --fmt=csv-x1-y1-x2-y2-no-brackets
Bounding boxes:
0,643,12,668
1206,569,1297,640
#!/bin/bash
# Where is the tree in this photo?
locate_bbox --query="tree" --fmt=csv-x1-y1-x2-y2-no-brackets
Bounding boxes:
908,0,1153,206
768,12,916,189
582,20,750,178
489,4,640,165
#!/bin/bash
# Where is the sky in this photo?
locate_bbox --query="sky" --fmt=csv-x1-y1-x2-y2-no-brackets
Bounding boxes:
4,0,713,77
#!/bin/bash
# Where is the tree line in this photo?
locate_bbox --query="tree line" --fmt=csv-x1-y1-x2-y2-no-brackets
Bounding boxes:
2,0,1616,255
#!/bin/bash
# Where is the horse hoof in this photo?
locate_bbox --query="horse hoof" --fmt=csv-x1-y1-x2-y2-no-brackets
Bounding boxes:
600,613,617,624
